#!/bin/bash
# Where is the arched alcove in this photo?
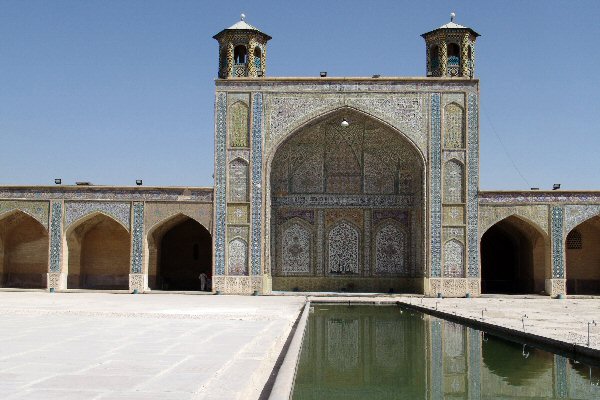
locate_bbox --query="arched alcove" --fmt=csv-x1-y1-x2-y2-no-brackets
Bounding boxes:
147,214,212,291
0,211,48,288
268,109,424,292
480,216,548,294
566,215,600,294
66,213,130,289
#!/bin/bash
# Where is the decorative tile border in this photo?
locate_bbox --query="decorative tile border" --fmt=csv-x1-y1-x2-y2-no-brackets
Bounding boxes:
0,187,212,202
479,192,600,204
430,93,442,277
272,194,413,208
214,92,227,275
65,201,131,231
251,92,263,276
49,201,63,273
467,93,479,277
0,200,49,229
564,204,600,234
551,206,564,278
131,202,144,274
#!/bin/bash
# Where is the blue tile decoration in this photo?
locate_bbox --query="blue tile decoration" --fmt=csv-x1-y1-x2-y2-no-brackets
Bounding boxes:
251,92,263,275
467,93,479,277
551,206,564,278
215,92,227,275
65,201,131,231
131,202,144,274
431,319,443,400
430,93,442,277
49,201,63,272
469,328,481,399
0,187,212,202
554,355,568,398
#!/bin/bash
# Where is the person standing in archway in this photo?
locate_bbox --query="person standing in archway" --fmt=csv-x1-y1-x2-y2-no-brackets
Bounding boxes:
199,272,207,291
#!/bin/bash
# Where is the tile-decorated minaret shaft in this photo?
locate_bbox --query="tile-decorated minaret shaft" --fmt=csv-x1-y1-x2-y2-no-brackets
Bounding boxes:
213,14,271,78
422,13,480,78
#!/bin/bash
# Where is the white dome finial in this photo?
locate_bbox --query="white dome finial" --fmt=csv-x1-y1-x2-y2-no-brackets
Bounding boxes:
450,12,456,22
241,13,246,21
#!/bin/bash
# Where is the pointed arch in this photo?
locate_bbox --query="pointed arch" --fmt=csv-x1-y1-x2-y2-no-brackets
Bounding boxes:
0,210,49,288
480,215,549,294
229,101,249,147
228,237,248,276
65,212,130,289
565,214,600,294
443,239,464,278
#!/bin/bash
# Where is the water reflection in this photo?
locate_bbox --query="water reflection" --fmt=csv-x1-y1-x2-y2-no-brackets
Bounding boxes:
292,305,600,400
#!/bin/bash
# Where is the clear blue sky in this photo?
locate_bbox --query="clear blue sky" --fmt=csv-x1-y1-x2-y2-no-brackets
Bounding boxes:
1,0,599,190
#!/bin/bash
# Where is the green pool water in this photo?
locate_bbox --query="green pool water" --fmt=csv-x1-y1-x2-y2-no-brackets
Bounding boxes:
292,305,600,400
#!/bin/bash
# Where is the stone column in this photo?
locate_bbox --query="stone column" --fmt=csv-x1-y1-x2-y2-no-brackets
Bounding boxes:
47,200,66,290
129,202,146,292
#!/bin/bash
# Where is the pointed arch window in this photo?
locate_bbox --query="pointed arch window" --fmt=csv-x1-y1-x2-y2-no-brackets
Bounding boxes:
448,43,461,66
234,45,248,64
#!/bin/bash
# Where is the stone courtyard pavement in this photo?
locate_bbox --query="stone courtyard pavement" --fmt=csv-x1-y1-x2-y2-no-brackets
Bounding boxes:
0,292,305,400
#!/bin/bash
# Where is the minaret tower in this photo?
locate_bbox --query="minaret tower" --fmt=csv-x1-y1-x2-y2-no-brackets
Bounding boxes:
422,13,480,78
213,14,272,78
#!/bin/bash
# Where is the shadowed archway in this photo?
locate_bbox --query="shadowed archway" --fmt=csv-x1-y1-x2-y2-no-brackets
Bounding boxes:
147,215,212,291
66,213,130,289
0,211,49,288
480,216,548,294
566,215,600,294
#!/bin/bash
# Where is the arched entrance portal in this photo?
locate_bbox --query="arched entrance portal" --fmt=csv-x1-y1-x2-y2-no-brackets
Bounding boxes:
566,215,600,294
148,215,212,291
269,110,424,292
66,214,130,289
480,216,547,294
0,211,48,288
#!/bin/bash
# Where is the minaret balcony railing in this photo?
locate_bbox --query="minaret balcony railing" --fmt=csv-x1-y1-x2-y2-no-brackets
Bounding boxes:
233,63,248,77
447,56,460,66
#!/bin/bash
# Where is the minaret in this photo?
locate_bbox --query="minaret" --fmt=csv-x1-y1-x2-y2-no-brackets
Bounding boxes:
213,14,272,79
422,13,480,78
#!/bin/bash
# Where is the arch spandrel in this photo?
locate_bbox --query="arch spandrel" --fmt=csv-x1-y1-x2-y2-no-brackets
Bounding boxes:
265,94,428,160
144,203,212,235
0,201,49,230
479,205,549,238
64,202,131,232
65,211,130,236
565,205,600,234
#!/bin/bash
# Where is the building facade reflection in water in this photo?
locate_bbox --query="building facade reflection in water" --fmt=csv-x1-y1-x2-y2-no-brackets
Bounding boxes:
293,306,600,400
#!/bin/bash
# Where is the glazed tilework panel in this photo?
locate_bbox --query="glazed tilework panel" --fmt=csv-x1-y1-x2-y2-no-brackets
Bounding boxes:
328,221,359,275
131,202,144,274
430,93,442,277
374,222,407,275
479,192,600,204
443,206,465,225
466,93,479,278
227,204,249,224
228,101,249,147
551,206,565,278
227,225,249,239
0,200,49,229
443,103,465,149
49,201,63,273
228,238,248,276
214,92,227,275
251,92,263,276
443,239,464,278
228,158,249,202
265,94,428,157
443,160,464,203
0,188,212,202
280,221,312,275
564,204,600,233
478,204,549,237
65,201,131,231
144,203,212,234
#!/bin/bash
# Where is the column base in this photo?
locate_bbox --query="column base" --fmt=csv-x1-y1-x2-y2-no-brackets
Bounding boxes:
47,272,67,291
129,273,147,293
212,276,270,295
423,278,481,297
545,279,566,297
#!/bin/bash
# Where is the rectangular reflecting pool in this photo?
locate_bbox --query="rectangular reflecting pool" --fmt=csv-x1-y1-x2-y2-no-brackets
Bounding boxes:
292,305,600,400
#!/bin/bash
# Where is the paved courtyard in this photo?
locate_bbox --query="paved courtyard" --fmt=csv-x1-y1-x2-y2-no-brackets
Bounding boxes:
0,292,305,400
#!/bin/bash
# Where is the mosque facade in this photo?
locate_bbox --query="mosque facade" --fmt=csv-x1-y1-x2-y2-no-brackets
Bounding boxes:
1,16,599,297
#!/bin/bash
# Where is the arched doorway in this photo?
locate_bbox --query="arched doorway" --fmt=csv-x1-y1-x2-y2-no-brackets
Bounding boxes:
66,214,130,289
566,215,600,294
0,211,48,288
147,215,212,291
268,109,424,292
480,216,548,294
